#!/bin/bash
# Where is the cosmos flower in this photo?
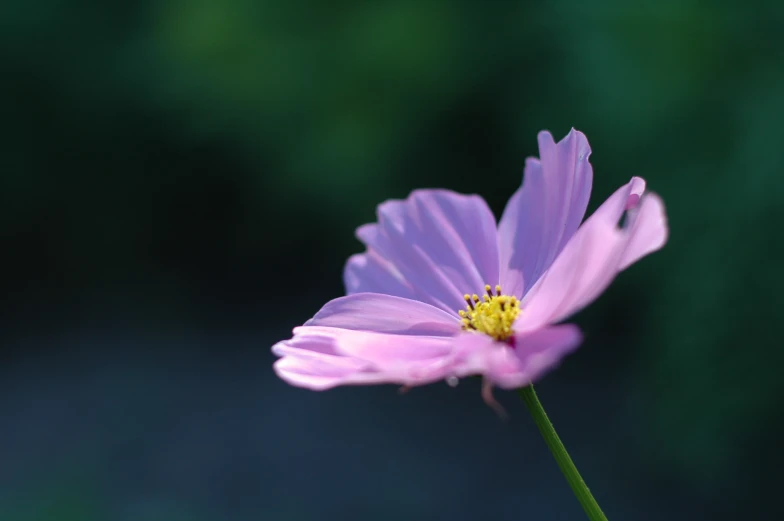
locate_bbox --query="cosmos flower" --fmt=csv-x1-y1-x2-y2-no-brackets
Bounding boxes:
272,129,667,396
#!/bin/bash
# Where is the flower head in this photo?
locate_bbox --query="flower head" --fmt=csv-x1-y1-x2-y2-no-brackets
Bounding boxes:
272,129,668,393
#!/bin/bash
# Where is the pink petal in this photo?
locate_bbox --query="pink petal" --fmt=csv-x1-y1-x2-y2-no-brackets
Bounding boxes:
516,177,668,332
619,192,669,270
498,129,594,298
344,252,417,301
272,353,388,391
304,293,460,336
272,334,381,390
500,324,583,388
450,325,582,389
344,189,500,314
295,326,453,363
272,327,460,390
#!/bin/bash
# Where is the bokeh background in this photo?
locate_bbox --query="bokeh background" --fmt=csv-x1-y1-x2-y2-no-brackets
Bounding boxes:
2,1,782,520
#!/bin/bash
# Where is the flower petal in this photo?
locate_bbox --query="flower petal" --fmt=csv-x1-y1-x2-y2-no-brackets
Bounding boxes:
516,177,668,332
272,327,459,390
501,324,583,388
498,129,594,298
272,335,381,390
619,192,669,270
272,352,388,390
344,252,418,301
345,189,499,314
294,326,453,363
304,293,460,336
449,324,582,389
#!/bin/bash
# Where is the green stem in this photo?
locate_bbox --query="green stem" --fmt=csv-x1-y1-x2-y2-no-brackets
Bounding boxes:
519,385,608,521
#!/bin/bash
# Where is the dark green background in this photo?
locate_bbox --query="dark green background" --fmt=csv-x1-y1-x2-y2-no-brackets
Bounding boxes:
1,1,781,520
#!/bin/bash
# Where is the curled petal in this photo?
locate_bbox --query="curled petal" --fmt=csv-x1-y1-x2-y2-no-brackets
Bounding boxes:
517,177,668,332
619,192,669,270
498,129,594,298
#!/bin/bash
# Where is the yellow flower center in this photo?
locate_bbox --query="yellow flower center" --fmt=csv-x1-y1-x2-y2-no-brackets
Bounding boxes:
458,284,520,342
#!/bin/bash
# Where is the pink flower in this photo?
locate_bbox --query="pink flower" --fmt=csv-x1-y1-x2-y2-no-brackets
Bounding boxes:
273,129,668,393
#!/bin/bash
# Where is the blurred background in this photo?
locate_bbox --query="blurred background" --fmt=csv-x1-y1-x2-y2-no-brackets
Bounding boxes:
1,1,782,520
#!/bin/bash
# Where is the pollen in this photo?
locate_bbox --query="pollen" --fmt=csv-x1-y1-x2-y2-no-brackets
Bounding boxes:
458,284,520,341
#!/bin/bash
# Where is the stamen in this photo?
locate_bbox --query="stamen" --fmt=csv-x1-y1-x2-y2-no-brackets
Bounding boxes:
495,284,502,296
459,283,521,341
